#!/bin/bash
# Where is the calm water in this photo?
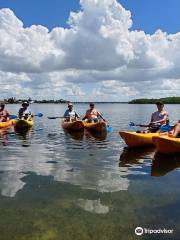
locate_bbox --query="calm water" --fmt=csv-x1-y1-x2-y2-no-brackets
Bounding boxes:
0,103,180,240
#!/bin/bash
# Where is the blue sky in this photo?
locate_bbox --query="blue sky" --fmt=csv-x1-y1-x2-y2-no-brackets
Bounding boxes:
0,0,180,33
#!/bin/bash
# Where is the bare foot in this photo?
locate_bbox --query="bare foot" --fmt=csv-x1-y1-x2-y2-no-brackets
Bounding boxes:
168,133,175,138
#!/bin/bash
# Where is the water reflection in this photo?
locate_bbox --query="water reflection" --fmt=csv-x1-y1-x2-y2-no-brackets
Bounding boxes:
119,147,180,177
77,198,109,214
15,129,32,147
0,129,9,146
84,130,107,141
0,125,128,197
63,129,84,141
152,153,180,177
119,146,155,167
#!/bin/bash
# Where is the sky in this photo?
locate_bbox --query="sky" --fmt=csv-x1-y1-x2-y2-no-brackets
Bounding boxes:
0,0,180,101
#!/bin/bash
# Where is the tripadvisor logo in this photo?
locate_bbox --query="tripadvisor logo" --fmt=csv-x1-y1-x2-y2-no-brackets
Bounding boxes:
135,227,174,235
135,227,143,236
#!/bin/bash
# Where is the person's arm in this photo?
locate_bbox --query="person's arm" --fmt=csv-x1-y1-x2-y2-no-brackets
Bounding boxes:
75,112,80,119
98,112,106,122
6,110,10,120
150,113,154,123
82,111,88,120
18,108,23,119
63,110,68,118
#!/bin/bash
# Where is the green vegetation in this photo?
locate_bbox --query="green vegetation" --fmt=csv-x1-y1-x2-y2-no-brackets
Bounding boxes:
3,98,68,104
129,97,180,104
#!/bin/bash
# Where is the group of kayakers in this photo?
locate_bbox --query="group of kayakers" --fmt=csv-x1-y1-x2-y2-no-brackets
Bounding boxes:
63,102,106,123
0,100,180,138
0,101,32,122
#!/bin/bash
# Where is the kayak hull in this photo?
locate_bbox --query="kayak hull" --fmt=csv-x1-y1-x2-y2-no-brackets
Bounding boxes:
120,131,159,147
152,136,180,154
83,121,107,132
14,119,34,131
0,120,15,129
62,120,84,131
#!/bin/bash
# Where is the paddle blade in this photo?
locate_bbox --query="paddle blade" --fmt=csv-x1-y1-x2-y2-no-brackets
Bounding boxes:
129,122,135,127
47,117,59,119
106,126,113,133
9,115,17,119
35,113,43,117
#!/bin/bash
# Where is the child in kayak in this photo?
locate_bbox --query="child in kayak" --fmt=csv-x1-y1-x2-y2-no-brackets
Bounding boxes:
82,103,106,123
18,101,33,120
0,102,10,122
63,103,80,122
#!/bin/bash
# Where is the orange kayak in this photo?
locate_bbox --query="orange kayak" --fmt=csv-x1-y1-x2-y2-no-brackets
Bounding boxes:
120,131,159,147
152,136,180,154
0,120,15,129
83,121,107,132
62,120,84,131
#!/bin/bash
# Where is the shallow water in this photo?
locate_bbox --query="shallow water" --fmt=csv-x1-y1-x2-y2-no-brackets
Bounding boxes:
0,103,180,240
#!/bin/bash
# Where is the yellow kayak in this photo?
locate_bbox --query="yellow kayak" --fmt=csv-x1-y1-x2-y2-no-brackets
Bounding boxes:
14,119,34,131
152,136,180,154
83,121,107,132
62,120,84,131
120,131,159,147
0,120,15,129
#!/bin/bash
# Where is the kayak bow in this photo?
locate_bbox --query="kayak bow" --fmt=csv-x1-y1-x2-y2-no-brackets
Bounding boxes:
14,119,34,131
83,121,107,132
152,136,180,154
61,120,84,131
120,131,159,147
0,120,15,129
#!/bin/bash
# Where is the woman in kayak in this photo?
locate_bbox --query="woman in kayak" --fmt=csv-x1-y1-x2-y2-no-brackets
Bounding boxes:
63,103,80,122
18,101,33,120
82,103,106,123
0,102,10,122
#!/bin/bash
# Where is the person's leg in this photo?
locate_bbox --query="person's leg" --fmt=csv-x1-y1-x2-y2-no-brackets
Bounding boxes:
169,122,180,137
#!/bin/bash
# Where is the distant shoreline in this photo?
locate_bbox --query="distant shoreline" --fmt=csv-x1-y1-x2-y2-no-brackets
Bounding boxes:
3,96,180,104
129,97,180,104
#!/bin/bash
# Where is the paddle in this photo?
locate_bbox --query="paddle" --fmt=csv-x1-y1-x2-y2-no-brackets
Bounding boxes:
47,116,64,119
98,115,113,133
9,113,43,119
129,122,149,127
129,122,173,132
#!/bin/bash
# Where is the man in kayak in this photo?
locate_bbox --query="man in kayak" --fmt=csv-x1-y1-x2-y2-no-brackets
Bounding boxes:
148,101,169,132
82,103,106,123
0,102,10,122
63,103,80,122
137,101,169,133
18,101,32,120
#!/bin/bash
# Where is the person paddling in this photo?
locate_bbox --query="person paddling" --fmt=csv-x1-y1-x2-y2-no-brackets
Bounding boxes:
82,103,106,123
63,103,80,122
0,102,10,122
18,101,33,120
137,101,169,133
148,101,169,132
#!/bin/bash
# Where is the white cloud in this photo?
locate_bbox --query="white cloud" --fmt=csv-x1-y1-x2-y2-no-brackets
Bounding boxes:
0,0,180,100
